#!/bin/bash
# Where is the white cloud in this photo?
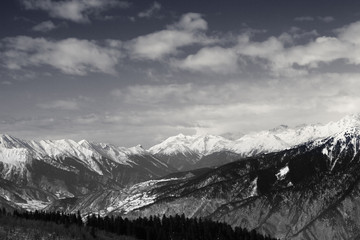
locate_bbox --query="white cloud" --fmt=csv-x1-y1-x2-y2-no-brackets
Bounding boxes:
21,0,130,23
174,46,239,74
1,36,121,75
338,21,360,44
127,13,213,60
127,30,199,60
138,1,161,18
170,13,208,32
233,21,360,76
32,20,57,32
327,96,360,113
237,35,283,58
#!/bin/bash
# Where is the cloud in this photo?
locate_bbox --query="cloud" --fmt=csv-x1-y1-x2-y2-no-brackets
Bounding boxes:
111,82,271,108
327,96,360,113
3,72,360,147
21,0,130,23
294,16,335,23
138,1,161,18
294,16,314,22
233,21,360,76
318,16,335,23
108,72,360,138
107,81,319,139
32,20,57,32
127,30,199,60
127,13,213,60
337,21,360,44
5,15,359,78
170,12,208,32
1,36,121,75
1,81,12,85
37,96,93,110
174,46,239,74
284,27,319,42
37,99,79,110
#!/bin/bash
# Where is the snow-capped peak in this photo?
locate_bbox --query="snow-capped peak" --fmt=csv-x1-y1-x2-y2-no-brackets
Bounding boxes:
148,134,233,156
0,134,28,148
128,145,147,155
0,134,33,166
148,114,360,158
0,134,146,170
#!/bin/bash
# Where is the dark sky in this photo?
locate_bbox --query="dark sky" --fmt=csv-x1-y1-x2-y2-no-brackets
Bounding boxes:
1,0,360,147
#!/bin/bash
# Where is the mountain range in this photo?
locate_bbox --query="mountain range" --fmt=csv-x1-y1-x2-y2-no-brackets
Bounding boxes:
150,114,360,170
2,114,360,239
0,134,174,212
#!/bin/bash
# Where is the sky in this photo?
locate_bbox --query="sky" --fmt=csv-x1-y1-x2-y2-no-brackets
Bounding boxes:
2,0,360,147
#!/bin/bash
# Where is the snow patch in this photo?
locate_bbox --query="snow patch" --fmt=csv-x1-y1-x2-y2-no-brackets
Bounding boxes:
276,166,289,180
103,178,180,215
17,200,49,211
249,177,258,197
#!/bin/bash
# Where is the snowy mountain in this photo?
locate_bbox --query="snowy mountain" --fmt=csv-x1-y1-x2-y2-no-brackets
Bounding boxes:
150,114,360,170
148,134,235,170
0,134,174,212
149,134,234,156
64,124,360,239
3,112,360,232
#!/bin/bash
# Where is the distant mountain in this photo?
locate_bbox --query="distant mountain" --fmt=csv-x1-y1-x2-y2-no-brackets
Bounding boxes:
149,114,360,170
0,134,174,211
69,125,360,239
148,134,236,170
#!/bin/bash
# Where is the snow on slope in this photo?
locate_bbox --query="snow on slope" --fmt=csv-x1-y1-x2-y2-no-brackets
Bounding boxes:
0,134,148,173
0,135,33,166
2,114,360,171
148,134,234,156
149,114,360,158
100,178,180,216
230,114,360,156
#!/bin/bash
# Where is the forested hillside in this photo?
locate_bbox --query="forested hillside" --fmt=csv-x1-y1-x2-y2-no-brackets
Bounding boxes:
0,209,276,240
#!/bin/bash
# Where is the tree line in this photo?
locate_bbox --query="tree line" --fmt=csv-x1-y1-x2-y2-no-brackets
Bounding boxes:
2,208,277,240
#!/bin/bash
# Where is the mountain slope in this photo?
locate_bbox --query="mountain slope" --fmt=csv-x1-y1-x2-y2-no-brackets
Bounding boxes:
0,134,174,211
148,134,234,170
69,126,360,240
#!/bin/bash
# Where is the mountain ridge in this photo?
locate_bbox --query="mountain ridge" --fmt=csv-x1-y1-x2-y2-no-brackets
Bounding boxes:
2,115,360,239
149,114,360,169
69,125,360,239
1,114,360,213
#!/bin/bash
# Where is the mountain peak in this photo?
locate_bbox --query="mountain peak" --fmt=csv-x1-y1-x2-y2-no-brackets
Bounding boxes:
78,139,92,147
0,134,26,149
270,125,289,132
336,113,360,127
